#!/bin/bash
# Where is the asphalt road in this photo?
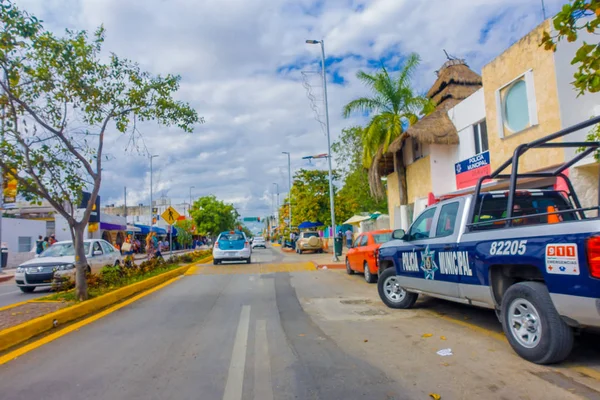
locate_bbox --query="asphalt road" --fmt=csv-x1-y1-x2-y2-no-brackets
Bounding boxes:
0,282,50,307
1,245,600,399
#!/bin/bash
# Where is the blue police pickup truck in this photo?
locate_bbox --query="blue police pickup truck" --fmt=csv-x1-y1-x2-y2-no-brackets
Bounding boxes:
376,116,600,364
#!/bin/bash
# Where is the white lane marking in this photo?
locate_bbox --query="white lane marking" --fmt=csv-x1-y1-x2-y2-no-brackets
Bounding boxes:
254,319,274,400
223,305,251,400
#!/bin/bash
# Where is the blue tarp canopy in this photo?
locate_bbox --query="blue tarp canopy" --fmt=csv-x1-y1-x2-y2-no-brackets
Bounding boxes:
298,221,324,229
134,224,167,235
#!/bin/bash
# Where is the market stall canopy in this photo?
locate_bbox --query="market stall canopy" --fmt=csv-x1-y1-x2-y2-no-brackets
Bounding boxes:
298,221,324,229
134,224,167,235
126,225,141,233
343,215,371,225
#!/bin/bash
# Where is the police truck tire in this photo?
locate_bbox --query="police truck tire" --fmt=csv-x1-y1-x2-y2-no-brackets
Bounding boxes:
377,268,418,309
345,258,354,275
501,281,574,364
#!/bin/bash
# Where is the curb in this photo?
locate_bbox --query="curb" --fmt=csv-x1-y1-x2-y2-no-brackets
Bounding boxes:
0,256,211,353
0,275,13,283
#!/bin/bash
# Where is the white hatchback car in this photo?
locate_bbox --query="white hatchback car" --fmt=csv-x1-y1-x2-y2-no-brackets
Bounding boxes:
251,236,267,249
15,239,122,292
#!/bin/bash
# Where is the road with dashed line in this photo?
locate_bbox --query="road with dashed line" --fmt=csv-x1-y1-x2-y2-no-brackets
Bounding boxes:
1,245,600,399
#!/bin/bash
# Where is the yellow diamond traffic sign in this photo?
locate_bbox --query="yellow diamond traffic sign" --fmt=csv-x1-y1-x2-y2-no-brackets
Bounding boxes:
161,206,180,225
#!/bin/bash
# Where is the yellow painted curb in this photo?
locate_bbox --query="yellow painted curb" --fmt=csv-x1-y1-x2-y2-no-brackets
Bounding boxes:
0,257,209,353
272,243,281,247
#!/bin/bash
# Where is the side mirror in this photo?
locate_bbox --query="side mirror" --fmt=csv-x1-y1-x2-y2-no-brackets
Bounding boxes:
392,229,406,240
93,250,103,256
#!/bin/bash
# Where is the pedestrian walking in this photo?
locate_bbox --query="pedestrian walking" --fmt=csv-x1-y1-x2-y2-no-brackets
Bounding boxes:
42,237,49,252
35,235,45,255
345,228,353,249
146,233,154,261
48,234,57,246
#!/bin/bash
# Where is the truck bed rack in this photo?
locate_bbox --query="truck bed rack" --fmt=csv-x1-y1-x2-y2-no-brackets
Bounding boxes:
468,115,600,229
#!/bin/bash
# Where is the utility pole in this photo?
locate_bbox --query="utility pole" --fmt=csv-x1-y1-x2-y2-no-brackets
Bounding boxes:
306,39,338,261
149,154,159,226
282,152,292,231
124,187,127,223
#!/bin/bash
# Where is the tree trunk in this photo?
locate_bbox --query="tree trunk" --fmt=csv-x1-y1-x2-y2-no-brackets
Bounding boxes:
72,223,89,301
394,150,408,206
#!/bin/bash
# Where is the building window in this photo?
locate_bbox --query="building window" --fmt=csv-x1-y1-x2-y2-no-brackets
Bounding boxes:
46,220,55,237
413,139,423,161
495,70,538,138
473,120,489,154
504,80,529,132
18,237,31,253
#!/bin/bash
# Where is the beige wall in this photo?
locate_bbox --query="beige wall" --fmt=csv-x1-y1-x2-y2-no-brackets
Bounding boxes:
482,19,563,174
571,163,599,216
386,171,400,229
406,155,432,203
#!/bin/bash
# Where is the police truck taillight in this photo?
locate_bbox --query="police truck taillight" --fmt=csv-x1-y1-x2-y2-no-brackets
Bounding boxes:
586,236,600,278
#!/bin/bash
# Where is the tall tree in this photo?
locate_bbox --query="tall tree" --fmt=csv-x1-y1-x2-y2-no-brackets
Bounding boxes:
542,1,600,154
174,219,194,248
342,53,433,199
288,169,344,228
0,1,200,300
190,195,239,237
332,126,388,214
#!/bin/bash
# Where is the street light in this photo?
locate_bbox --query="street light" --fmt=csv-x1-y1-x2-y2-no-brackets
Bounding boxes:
282,152,292,231
272,183,279,220
149,154,159,226
189,186,195,216
306,38,338,261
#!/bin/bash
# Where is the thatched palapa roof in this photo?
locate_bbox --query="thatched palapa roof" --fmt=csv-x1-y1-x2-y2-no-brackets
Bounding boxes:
378,58,482,176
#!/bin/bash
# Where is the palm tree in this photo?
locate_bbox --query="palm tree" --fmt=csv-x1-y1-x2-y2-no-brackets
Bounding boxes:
343,53,433,199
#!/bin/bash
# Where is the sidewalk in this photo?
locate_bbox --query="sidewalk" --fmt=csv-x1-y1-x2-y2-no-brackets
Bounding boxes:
0,269,16,284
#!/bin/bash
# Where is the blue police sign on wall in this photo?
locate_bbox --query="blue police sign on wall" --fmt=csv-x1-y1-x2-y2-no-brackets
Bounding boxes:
454,151,491,189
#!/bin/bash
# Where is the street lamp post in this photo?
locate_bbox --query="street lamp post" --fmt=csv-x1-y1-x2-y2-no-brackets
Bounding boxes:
272,183,279,221
282,152,292,231
189,186,195,217
306,39,338,261
149,154,159,226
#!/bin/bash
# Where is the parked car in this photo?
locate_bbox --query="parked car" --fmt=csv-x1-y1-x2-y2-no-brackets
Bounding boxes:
213,231,251,264
346,229,393,283
296,231,323,254
252,236,267,249
15,239,122,293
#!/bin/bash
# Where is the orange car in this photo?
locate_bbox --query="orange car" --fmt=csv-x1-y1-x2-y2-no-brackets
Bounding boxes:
345,229,393,283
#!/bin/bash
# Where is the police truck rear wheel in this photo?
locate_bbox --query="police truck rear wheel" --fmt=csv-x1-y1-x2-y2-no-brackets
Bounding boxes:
377,268,417,309
501,281,573,364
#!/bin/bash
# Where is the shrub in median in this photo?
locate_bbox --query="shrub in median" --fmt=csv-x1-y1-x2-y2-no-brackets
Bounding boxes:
45,250,211,301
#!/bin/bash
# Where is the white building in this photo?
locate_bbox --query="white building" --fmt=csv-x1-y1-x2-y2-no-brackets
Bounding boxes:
2,218,46,268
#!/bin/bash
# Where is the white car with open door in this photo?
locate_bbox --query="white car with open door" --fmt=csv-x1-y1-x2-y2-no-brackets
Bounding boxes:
15,239,122,292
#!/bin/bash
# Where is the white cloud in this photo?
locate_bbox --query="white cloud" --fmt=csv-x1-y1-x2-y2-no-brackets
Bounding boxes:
17,0,565,218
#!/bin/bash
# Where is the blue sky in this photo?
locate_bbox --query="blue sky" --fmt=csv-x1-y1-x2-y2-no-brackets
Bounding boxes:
17,0,566,219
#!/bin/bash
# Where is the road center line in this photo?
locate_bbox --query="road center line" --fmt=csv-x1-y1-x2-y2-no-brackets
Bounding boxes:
254,319,274,400
222,305,251,400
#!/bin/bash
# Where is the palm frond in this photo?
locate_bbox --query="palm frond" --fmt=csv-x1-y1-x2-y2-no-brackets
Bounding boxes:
342,97,379,118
